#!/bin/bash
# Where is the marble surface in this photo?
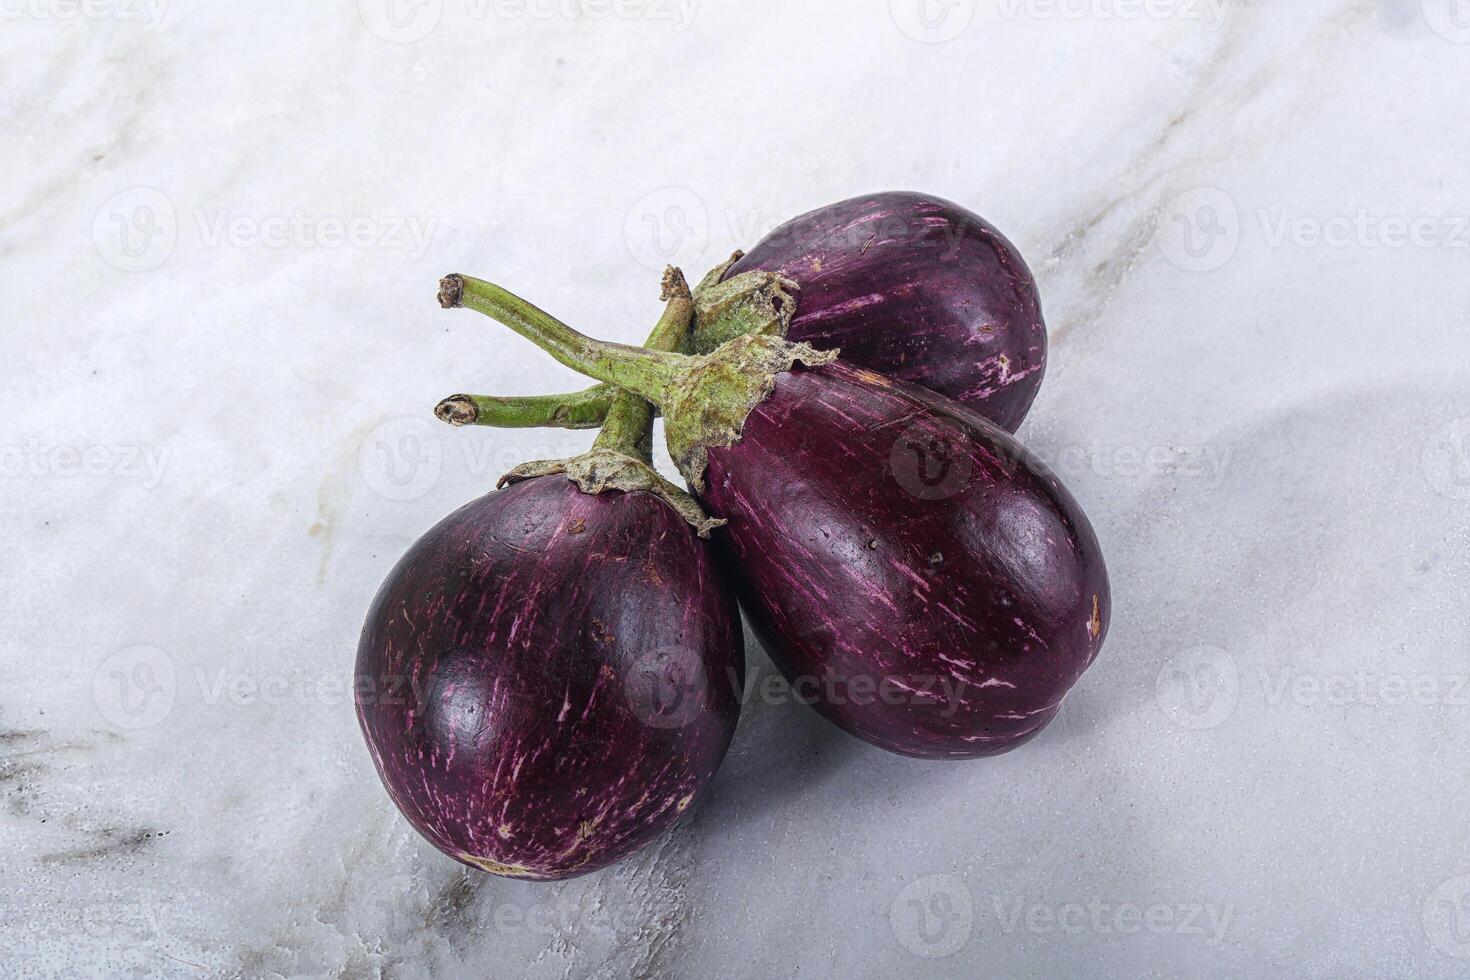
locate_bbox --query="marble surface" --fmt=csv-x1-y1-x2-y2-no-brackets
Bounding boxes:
4,1,1470,976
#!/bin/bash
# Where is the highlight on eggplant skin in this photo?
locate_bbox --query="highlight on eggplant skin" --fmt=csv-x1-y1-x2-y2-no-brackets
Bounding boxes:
725,191,1047,433
700,361,1108,760
355,477,744,880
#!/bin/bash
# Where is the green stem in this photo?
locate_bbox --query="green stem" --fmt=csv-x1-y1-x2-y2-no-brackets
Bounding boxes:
435,387,614,429
439,274,686,406
592,268,693,460
435,251,794,432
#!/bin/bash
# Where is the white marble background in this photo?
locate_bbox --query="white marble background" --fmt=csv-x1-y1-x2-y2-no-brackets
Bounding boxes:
3,0,1469,976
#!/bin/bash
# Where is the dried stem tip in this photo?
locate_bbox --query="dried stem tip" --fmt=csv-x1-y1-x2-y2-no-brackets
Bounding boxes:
661,266,692,302
435,395,479,426
438,274,465,309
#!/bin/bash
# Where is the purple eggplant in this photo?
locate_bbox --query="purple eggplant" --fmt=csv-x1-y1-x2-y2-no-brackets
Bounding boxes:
440,276,1108,760
355,478,742,877
710,191,1047,431
449,192,1045,435
358,273,743,878
698,361,1106,757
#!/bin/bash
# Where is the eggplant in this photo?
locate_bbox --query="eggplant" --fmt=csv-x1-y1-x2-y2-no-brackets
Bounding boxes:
703,191,1047,431
441,191,1046,435
357,273,743,879
440,276,1108,760
697,360,1105,757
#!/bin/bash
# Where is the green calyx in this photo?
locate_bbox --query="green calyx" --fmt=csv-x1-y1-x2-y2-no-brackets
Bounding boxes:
660,333,837,490
687,251,801,354
498,448,725,538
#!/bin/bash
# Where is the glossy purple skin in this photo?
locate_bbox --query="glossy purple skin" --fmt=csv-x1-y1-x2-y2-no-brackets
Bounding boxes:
355,477,743,880
701,362,1108,759
727,191,1047,432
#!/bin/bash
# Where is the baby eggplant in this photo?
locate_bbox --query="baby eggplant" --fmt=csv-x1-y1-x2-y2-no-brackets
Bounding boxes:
700,191,1047,431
